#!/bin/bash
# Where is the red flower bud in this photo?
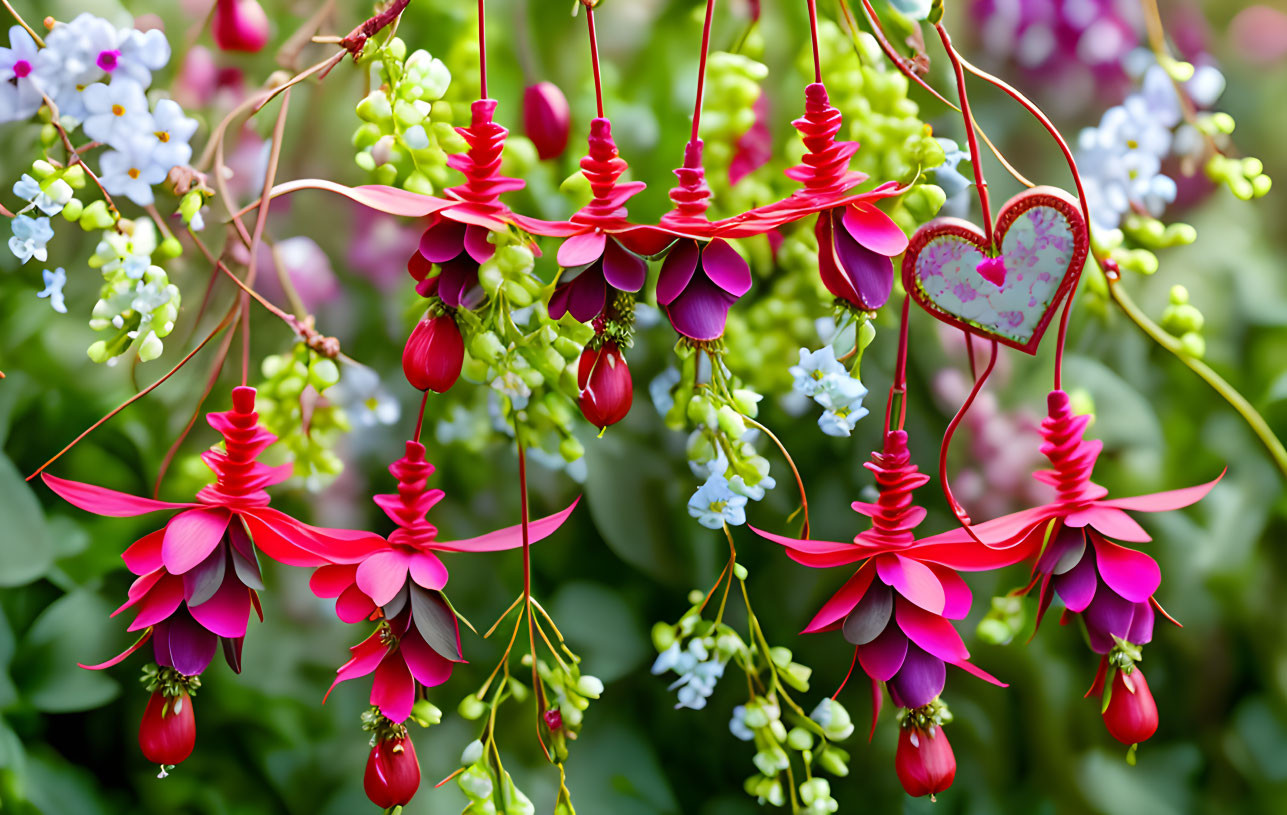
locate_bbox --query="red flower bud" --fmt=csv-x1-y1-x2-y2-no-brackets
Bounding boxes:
212,0,269,53
1102,667,1159,746
577,342,632,428
523,82,571,161
402,314,464,393
895,725,955,799
139,689,196,767
543,708,564,731
364,736,421,808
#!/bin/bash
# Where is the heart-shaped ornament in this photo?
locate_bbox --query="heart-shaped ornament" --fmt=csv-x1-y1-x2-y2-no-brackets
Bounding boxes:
901,186,1089,354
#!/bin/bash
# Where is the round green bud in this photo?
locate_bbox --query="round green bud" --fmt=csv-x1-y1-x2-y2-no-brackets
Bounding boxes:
158,236,182,260
716,405,746,439
975,617,1012,645
1179,331,1206,359
787,727,814,752
309,358,341,390
61,198,84,222
458,695,487,720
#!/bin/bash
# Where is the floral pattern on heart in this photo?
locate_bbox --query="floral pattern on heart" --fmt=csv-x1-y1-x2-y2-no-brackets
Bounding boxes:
902,187,1088,354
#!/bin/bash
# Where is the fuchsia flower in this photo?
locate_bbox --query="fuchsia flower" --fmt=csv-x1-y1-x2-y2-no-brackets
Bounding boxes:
312,441,578,722
895,724,955,799
578,341,633,428
139,689,195,767
753,430,1029,735
408,215,493,308
44,386,378,676
944,390,1222,655
402,313,464,393
656,237,751,341
365,735,420,807
815,203,908,310
523,81,571,161
211,0,269,53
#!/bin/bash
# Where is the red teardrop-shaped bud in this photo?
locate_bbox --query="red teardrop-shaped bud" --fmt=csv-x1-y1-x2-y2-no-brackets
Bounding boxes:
1103,667,1159,746
212,0,269,53
543,708,564,731
139,689,196,767
402,314,464,393
364,736,421,808
895,724,955,798
577,342,633,428
523,82,571,161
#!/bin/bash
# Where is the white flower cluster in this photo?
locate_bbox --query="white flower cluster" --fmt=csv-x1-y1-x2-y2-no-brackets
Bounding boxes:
789,346,870,437
86,221,180,363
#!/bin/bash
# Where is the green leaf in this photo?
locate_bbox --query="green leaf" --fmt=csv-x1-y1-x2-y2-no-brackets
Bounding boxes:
0,454,52,588
549,581,646,683
15,590,119,713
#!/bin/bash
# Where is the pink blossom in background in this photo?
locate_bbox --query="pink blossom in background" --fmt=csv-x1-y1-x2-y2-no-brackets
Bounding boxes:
346,205,426,292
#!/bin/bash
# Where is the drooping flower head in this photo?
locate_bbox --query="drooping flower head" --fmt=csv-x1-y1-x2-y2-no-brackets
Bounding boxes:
312,441,578,722
44,386,378,676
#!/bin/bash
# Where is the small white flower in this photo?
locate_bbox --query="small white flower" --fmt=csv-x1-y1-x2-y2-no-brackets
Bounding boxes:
818,405,867,437
789,346,847,398
649,367,681,416
402,124,430,150
38,267,68,313
491,371,531,409
687,473,748,529
13,174,73,216
82,80,153,149
729,705,755,741
149,98,198,169
114,28,171,88
99,137,169,205
0,25,46,123
8,214,54,263
814,373,868,411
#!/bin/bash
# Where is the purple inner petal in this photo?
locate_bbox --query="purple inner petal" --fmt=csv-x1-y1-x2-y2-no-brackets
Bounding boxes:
889,644,946,709
832,210,894,310
435,257,477,308
167,609,219,676
1052,544,1097,612
843,581,893,646
701,238,752,297
548,281,573,320
602,238,648,293
568,264,608,323
418,220,467,263
1083,586,1136,653
1036,524,1086,576
1127,599,1155,645
655,239,700,306
665,273,738,341
463,225,496,264
857,623,908,682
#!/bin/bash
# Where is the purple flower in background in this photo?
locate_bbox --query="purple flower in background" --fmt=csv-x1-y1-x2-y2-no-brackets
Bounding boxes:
347,207,421,292
657,238,751,341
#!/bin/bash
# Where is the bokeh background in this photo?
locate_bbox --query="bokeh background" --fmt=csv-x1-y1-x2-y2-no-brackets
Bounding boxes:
1,0,1285,813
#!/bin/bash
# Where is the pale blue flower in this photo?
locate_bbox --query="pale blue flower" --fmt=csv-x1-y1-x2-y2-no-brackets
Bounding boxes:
99,136,169,206
729,473,775,502
932,137,973,199
0,26,46,123
13,174,72,216
687,473,748,529
150,98,198,169
657,640,726,710
729,705,755,741
82,79,152,149
38,267,67,313
650,367,681,416
818,404,868,437
814,373,867,411
8,214,54,263
789,346,846,398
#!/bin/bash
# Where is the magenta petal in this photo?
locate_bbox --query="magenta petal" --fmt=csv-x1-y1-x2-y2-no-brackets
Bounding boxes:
78,629,153,670
701,238,752,297
371,652,416,723
1099,473,1223,512
876,554,946,616
400,628,455,688
418,220,467,263
889,645,946,709
167,610,219,676
187,574,251,638
750,526,872,558
1036,525,1085,575
548,282,573,320
330,630,387,690
927,563,972,620
1092,536,1160,603
557,230,607,268
803,562,875,634
567,266,608,323
1052,548,1098,612
842,202,908,256
655,239,700,305
182,543,227,607
832,210,894,310
1065,507,1151,542
407,551,449,591
894,597,970,664
857,624,907,682
336,583,377,623
122,529,165,576
1127,600,1155,645
42,473,194,517
128,574,185,631
437,497,579,552
310,564,358,599
162,508,231,575
953,658,1006,687
1083,588,1136,653
356,550,411,607
463,225,496,263
666,274,737,341
601,238,647,292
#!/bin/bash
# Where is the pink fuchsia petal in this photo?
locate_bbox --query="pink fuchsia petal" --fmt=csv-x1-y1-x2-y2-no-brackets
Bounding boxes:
356,550,412,606
79,629,153,670
842,202,908,256
435,497,579,553
42,473,195,517
310,564,358,599
400,628,455,688
926,563,972,620
327,629,389,700
407,551,449,591
162,508,232,575
802,561,875,634
336,583,378,623
1065,507,1151,542
116,570,165,616
832,210,894,310
894,597,969,664
889,645,946,709
558,230,607,268
166,610,220,675
665,274,738,341
371,651,416,723
128,574,185,631
749,526,871,557
244,180,454,218
122,529,165,576
187,574,252,638
602,238,647,292
858,624,908,682
906,533,1043,572
1091,535,1160,603
876,554,946,616
463,225,496,264
244,508,380,566
1099,471,1224,512
1052,548,1097,612
701,239,752,297
952,656,1006,687
1127,599,1155,644
655,239,700,305
418,219,467,263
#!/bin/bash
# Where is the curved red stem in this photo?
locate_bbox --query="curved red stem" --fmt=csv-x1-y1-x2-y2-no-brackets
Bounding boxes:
934,23,993,247
938,339,997,529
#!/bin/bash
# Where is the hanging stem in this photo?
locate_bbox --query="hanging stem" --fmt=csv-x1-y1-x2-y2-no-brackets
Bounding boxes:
805,0,823,83
477,0,488,98
2,0,43,47
884,296,912,434
412,391,430,442
586,5,605,118
689,0,718,144
938,339,998,528
743,415,810,539
934,23,993,246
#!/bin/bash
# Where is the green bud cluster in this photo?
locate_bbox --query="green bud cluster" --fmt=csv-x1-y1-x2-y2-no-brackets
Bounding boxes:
975,594,1026,645
140,664,201,699
1160,285,1206,359
1204,153,1271,201
533,655,603,762
457,739,536,815
353,37,464,192
254,343,350,490
85,222,181,364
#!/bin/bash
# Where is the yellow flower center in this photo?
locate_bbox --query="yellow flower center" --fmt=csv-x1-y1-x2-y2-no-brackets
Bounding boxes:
128,168,140,179
112,104,125,117
155,131,170,143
